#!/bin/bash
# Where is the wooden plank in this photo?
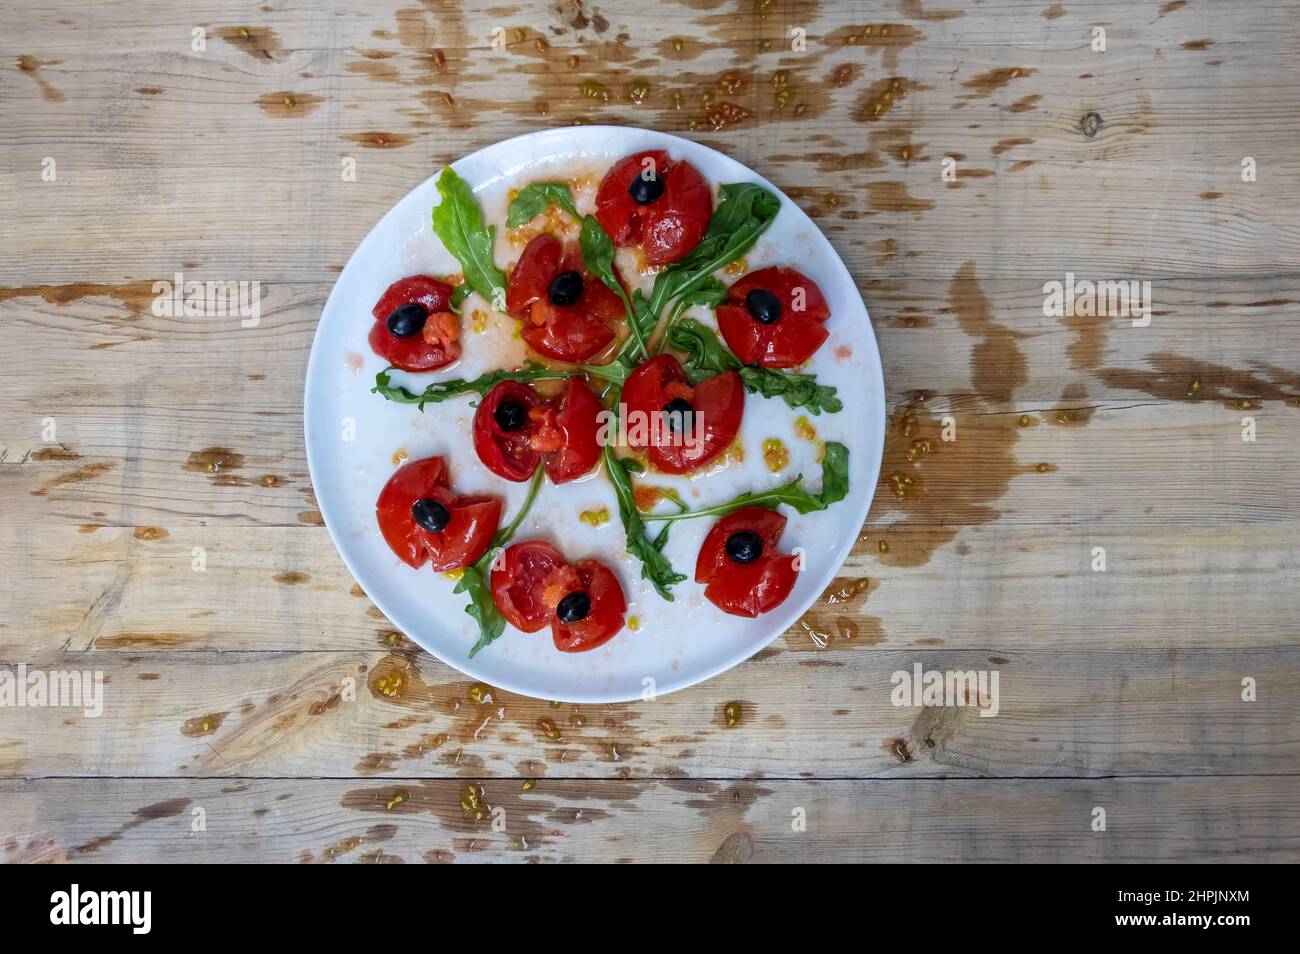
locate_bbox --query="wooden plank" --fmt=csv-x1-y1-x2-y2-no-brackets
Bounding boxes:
2,278,1297,529
3,776,1296,863
2,3,1299,281
2,396,1294,527
1,524,1296,656
0,649,1293,779
2,277,1298,403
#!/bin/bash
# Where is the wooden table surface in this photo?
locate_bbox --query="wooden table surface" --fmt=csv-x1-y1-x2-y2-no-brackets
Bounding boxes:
2,0,1298,864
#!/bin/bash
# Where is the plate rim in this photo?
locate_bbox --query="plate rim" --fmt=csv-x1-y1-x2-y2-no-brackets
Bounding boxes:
304,124,886,703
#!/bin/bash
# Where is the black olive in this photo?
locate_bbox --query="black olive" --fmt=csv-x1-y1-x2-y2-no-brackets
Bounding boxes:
661,397,695,433
547,270,584,307
725,530,763,564
411,498,451,533
494,400,527,432
745,288,782,325
387,302,428,337
556,591,591,623
627,173,665,205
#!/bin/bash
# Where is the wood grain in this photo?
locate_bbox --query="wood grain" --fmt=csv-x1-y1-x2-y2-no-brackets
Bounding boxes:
2,3,1299,281
1,0,1298,863
2,525,1297,656
3,777,1295,863
0,649,1294,779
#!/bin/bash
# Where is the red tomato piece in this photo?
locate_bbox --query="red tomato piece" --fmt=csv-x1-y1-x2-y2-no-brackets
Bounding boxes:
369,275,460,372
490,540,567,633
694,506,798,618
523,299,616,364
473,379,605,484
473,380,545,482
716,266,831,368
550,559,627,652
621,354,744,475
491,543,627,651
727,267,830,322
505,234,564,316
594,150,713,265
545,378,606,484
375,456,501,572
506,235,625,363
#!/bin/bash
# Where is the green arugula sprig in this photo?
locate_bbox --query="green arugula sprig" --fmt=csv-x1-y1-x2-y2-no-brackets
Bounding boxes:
602,442,686,599
506,182,580,227
579,215,648,362
669,318,843,415
635,183,781,343
372,364,573,410
432,168,508,310
449,284,472,311
371,360,632,410
739,367,843,415
599,183,781,371
643,442,850,523
464,464,545,658
668,315,740,379
651,277,727,353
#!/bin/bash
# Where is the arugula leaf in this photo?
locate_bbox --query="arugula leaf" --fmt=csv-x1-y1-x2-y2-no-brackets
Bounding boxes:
816,440,850,508
643,441,850,522
603,444,685,599
644,485,689,551
669,318,842,414
679,276,729,309
608,183,781,370
431,167,507,309
506,182,580,227
680,183,782,269
458,565,502,659
579,215,646,361
624,289,660,361
465,465,545,658
578,359,630,386
652,277,728,354
641,183,781,322
449,283,472,311
738,367,843,415
669,316,742,381
372,364,573,410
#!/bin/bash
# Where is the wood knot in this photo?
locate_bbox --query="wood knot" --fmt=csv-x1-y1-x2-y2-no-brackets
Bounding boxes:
1079,111,1103,138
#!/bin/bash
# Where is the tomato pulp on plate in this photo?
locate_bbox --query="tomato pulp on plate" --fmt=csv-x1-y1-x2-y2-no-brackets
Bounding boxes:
473,378,605,483
369,275,461,372
694,506,799,617
621,353,743,474
375,456,501,572
594,150,713,266
490,540,627,652
716,266,830,368
507,234,626,363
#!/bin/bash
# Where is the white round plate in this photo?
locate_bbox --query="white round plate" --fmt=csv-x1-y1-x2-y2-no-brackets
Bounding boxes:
305,126,884,703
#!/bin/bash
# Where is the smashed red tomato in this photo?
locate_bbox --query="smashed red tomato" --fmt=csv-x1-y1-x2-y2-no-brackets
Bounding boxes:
375,456,501,572
694,506,798,618
490,540,627,652
621,353,743,475
506,234,625,363
369,275,461,372
715,266,830,368
594,150,713,266
473,377,605,484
